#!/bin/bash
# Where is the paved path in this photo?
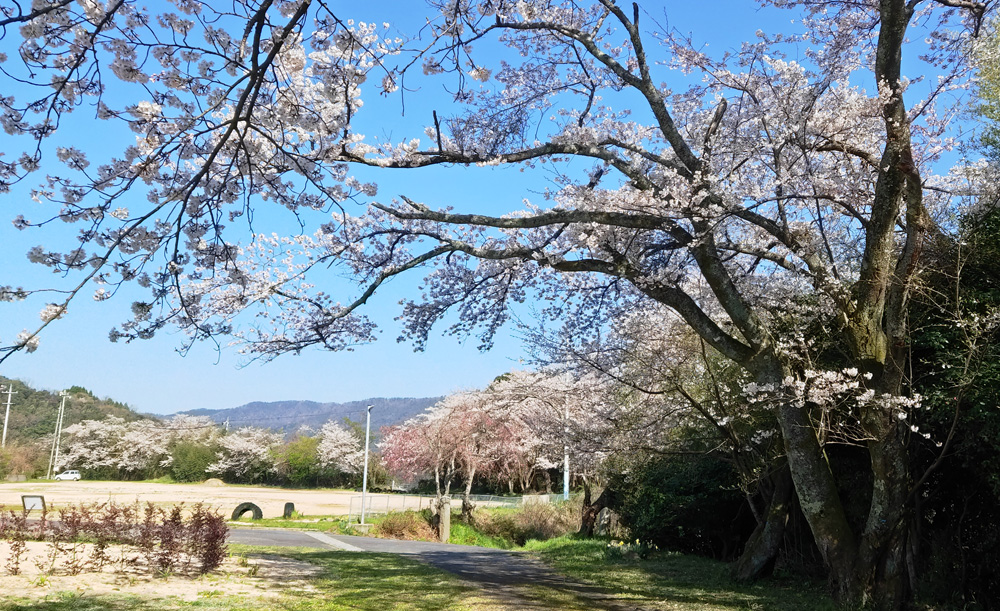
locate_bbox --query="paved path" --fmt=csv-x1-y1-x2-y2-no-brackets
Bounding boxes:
229,527,554,585
229,527,648,610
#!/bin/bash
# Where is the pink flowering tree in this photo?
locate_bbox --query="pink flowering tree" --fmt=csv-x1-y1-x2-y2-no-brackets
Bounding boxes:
380,395,470,503
2,1,996,606
381,390,522,517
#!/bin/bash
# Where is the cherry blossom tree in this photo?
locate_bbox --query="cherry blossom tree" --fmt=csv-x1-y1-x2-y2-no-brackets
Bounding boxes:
485,370,614,493
316,420,363,474
59,414,218,478
382,388,534,520
58,416,129,475
380,394,474,503
207,426,282,483
167,414,223,445
2,1,996,606
537,303,795,572
381,372,623,516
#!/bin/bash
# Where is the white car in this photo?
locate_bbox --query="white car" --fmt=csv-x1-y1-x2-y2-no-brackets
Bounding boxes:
54,470,81,481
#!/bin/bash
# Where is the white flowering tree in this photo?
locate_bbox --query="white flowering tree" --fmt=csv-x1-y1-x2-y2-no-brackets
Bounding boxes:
167,414,223,445
60,416,165,477
316,420,363,474
539,303,794,568
1,1,995,606
58,414,220,478
58,416,128,475
207,426,282,483
485,370,613,491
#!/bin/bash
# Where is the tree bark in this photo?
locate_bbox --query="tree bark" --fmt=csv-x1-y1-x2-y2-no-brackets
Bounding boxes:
461,466,476,522
579,486,615,537
756,358,861,599
437,495,451,542
733,464,793,581
857,371,912,608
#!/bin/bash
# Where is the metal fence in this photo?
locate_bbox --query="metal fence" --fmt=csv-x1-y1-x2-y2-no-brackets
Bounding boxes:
346,492,566,522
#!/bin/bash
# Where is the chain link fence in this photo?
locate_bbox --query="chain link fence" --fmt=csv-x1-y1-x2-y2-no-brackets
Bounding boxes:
347,492,565,522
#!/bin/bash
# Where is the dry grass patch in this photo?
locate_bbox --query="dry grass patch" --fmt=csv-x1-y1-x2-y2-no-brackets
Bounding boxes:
372,510,437,540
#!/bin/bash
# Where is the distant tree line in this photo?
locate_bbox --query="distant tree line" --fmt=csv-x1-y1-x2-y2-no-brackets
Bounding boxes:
0,410,373,489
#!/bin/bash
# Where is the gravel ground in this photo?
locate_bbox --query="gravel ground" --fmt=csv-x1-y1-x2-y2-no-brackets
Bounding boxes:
0,480,358,518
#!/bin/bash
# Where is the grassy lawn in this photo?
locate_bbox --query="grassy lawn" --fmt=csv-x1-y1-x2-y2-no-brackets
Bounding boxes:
228,515,353,533
523,537,839,611
2,500,841,611
447,520,513,549
0,541,840,611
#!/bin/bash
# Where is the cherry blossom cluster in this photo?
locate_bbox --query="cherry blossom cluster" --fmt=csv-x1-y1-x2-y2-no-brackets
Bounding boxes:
59,414,219,474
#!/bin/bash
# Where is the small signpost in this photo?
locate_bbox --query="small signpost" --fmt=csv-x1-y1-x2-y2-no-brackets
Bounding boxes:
21,494,45,513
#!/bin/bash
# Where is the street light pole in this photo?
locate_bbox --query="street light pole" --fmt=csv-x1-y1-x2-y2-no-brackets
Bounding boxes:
360,404,373,525
1,384,17,448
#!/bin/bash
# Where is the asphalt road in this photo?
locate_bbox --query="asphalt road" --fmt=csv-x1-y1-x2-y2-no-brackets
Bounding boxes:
228,527,553,585
228,527,644,610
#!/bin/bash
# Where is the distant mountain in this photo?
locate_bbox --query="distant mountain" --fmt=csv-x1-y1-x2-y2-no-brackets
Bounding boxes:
0,377,147,444
181,396,442,434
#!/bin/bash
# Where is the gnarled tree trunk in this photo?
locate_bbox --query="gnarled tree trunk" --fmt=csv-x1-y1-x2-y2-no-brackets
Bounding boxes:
733,464,793,581
579,483,615,538
461,466,477,522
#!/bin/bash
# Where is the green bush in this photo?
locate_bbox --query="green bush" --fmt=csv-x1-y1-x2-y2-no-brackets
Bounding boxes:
170,441,217,483
610,452,751,560
275,435,321,486
906,203,1000,607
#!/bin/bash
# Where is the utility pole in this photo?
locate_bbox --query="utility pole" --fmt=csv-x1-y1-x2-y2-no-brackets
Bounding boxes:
360,404,373,525
46,391,69,479
1,384,17,448
563,402,570,501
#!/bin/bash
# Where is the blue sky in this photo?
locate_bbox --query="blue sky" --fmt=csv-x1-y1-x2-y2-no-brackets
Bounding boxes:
0,1,793,414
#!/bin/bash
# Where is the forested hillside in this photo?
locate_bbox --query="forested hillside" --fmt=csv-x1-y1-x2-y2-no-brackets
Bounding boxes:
182,397,442,434
0,377,144,444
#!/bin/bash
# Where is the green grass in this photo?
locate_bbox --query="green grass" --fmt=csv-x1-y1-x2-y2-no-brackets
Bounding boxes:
523,537,839,611
447,519,512,549
228,515,354,533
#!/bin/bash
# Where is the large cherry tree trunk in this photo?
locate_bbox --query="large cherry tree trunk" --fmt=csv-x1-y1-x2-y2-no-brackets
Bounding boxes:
745,3,921,606
733,465,793,581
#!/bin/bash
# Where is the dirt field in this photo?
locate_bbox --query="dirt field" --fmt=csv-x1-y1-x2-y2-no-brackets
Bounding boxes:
0,541,324,602
0,480,359,518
